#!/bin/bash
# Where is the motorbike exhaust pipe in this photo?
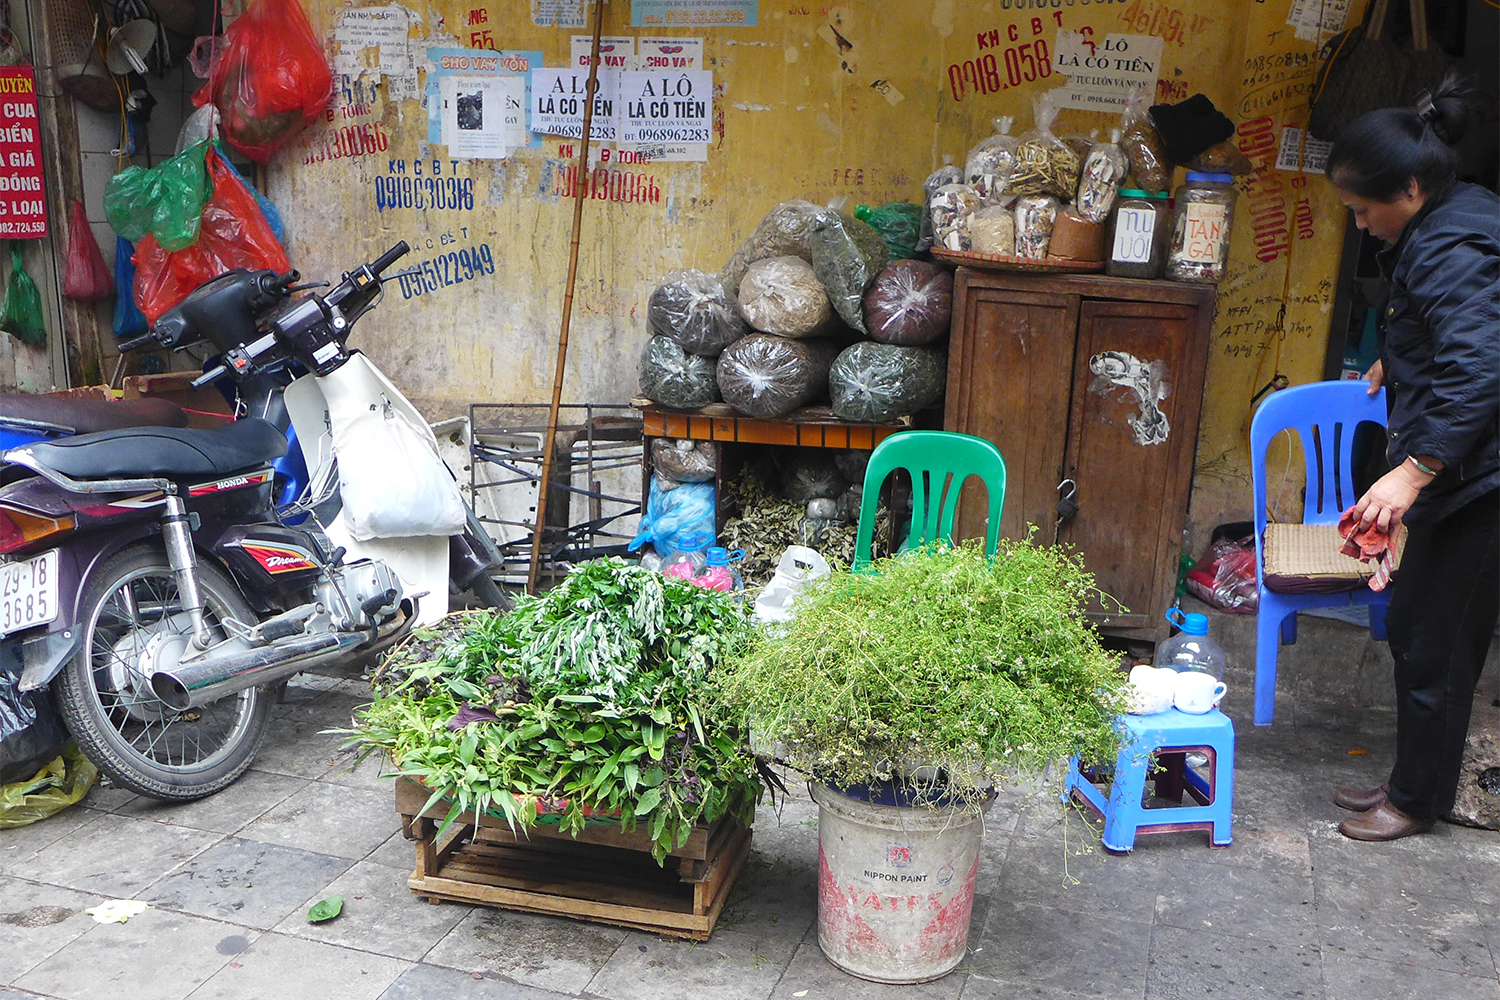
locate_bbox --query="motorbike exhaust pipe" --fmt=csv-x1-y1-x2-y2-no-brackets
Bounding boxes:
150,629,374,711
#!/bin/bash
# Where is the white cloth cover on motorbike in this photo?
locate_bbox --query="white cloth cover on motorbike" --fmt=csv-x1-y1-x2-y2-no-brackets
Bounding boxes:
330,395,466,541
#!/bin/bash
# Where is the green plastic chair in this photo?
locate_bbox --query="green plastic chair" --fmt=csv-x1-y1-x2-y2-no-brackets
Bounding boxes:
853,430,1007,570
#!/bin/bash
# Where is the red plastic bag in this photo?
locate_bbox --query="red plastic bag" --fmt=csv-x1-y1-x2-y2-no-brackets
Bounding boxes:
1185,527,1259,614
62,200,116,301
134,148,291,325
193,0,332,163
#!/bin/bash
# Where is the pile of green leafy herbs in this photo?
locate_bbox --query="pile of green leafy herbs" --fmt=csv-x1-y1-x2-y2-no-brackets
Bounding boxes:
711,539,1128,811
347,558,763,863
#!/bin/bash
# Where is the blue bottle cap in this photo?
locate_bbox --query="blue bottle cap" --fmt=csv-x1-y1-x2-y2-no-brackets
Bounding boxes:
1166,607,1210,635
676,532,714,552
1184,171,1234,184
705,546,728,566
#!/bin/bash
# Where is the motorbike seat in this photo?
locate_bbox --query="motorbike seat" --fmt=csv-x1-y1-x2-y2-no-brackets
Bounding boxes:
14,418,288,481
0,393,188,433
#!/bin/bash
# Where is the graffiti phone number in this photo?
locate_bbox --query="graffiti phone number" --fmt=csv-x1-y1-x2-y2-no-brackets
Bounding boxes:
374,175,476,213
948,41,1053,101
395,243,496,299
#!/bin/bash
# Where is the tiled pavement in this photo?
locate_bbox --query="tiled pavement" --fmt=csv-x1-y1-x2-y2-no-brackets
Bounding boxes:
3,646,1499,999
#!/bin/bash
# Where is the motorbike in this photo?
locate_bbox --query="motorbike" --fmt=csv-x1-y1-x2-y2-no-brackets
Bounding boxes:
0,242,503,799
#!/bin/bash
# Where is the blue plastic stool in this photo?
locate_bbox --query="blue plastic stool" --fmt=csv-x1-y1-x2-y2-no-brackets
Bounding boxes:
1062,708,1235,853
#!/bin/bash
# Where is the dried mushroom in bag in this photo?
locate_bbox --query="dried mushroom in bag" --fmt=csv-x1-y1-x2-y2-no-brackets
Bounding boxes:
916,164,963,253
647,269,748,357
929,183,982,252
809,210,888,335
828,342,946,423
1013,194,1059,259
1120,84,1173,194
651,438,717,483
738,256,833,338
1076,129,1129,224
863,260,953,346
964,116,1019,206
716,335,838,419
1010,90,1081,199
639,335,721,410
720,200,822,295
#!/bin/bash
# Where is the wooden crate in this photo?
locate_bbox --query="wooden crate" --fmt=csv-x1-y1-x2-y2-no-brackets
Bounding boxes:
395,777,752,941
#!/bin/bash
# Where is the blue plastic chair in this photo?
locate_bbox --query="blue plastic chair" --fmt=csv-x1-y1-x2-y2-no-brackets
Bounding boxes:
1249,382,1391,726
853,431,1006,570
1063,708,1235,852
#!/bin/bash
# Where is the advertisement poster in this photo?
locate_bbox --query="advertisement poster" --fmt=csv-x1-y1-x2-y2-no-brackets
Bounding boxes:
0,66,45,238
570,35,636,69
631,0,756,27
618,70,712,145
531,67,619,141
426,48,541,149
1050,31,1164,110
440,74,525,158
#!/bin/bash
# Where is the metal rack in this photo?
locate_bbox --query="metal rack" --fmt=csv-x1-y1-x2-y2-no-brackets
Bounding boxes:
467,403,643,588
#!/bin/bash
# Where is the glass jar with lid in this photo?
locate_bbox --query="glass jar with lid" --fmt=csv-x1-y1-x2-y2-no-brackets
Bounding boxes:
1167,172,1237,283
1105,189,1170,278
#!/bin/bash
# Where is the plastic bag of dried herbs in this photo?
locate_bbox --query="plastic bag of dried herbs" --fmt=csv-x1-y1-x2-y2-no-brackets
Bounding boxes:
720,200,822,296
639,336,721,410
716,335,838,419
647,270,748,357
828,342,946,423
809,210,888,335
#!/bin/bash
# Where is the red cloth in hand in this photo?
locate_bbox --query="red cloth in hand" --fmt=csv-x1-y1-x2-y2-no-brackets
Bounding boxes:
1338,508,1395,592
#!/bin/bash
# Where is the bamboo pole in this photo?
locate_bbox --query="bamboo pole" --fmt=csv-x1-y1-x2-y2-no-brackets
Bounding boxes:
527,0,605,595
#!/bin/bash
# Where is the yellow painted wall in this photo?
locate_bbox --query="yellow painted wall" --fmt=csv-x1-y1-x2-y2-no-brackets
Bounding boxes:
269,0,1361,541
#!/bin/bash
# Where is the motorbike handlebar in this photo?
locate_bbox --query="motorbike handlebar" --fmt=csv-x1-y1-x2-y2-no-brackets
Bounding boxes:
116,332,159,353
370,242,410,276
190,365,228,389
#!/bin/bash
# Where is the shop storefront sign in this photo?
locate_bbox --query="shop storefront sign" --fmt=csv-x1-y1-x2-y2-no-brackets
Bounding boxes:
0,66,45,239
630,0,756,27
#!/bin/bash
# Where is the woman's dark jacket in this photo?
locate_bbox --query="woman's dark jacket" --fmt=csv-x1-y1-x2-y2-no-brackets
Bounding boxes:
1377,181,1500,524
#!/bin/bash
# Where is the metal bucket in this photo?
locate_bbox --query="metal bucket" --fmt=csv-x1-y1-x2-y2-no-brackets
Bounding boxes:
811,782,986,984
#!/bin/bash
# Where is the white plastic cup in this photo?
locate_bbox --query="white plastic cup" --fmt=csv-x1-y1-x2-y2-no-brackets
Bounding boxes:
1173,672,1227,714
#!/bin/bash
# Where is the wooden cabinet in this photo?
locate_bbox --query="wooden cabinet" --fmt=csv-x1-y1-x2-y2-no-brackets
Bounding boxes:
944,269,1216,642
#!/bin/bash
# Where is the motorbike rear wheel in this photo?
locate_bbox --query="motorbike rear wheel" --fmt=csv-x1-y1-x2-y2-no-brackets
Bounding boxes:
52,546,271,800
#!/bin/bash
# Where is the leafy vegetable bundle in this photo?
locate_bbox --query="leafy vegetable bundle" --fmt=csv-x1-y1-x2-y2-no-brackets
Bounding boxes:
712,540,1129,809
349,558,763,862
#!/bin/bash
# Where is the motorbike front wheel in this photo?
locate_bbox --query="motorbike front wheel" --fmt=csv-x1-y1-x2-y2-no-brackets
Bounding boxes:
53,546,272,800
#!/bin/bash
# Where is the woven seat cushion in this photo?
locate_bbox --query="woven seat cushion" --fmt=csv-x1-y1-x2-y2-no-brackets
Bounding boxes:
1262,522,1405,595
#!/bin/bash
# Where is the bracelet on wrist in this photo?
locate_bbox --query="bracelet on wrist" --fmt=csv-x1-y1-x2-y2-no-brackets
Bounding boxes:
1407,456,1439,478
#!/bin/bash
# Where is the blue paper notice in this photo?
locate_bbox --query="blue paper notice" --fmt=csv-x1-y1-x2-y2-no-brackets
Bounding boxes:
630,0,757,27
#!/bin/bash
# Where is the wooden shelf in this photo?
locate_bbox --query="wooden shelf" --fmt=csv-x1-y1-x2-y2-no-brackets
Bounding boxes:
633,399,909,450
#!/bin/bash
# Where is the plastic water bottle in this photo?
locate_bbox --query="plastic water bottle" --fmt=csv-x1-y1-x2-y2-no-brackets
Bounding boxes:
1154,608,1227,680
662,531,713,581
694,546,744,593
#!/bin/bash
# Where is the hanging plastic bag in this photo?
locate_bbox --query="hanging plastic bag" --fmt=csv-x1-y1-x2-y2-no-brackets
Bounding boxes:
112,237,150,339
194,0,334,162
0,746,97,830
964,116,1019,206
629,480,716,558
1011,90,1081,199
1120,84,1173,195
1,245,45,348
332,397,467,540
104,141,212,252
217,154,287,245
133,147,291,325
63,200,116,301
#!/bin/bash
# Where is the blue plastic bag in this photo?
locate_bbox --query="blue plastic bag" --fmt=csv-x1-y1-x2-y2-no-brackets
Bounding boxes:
112,237,149,339
629,480,715,558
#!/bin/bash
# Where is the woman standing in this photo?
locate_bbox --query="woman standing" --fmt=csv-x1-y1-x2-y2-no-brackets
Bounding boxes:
1324,77,1499,842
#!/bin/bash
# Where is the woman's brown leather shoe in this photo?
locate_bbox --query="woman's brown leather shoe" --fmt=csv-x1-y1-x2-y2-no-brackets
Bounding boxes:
1333,783,1389,811
1338,801,1434,842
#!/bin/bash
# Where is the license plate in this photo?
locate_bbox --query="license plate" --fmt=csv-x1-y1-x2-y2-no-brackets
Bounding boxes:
0,549,58,636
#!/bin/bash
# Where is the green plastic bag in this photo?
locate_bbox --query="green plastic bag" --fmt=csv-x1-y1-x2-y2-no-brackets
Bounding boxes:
0,745,97,829
854,202,924,261
1,244,45,347
103,141,211,252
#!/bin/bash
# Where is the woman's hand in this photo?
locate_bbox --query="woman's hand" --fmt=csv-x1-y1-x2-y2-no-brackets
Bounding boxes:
1364,359,1384,396
1351,461,1429,534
